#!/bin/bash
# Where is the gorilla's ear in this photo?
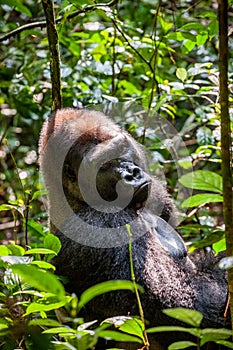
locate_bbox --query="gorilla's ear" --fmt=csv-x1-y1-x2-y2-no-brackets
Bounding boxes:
156,217,187,259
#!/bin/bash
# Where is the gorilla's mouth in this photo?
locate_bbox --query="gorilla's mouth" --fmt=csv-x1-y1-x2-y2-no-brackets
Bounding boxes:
130,181,151,210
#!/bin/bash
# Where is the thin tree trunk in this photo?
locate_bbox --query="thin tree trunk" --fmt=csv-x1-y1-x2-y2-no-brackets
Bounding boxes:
218,0,233,330
42,0,62,111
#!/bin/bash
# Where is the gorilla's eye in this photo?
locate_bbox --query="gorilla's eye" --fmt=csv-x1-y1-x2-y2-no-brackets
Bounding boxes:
63,163,76,181
99,161,112,171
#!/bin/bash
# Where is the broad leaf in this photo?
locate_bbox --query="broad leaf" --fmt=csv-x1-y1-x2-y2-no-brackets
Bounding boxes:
98,330,142,343
78,280,143,310
168,341,197,349
179,171,223,193
11,264,65,298
181,193,223,208
147,325,200,338
176,68,187,82
163,308,203,327
201,328,232,346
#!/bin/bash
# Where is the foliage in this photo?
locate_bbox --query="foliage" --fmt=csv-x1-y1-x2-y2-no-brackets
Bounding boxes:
0,0,233,348
0,233,144,349
148,308,233,349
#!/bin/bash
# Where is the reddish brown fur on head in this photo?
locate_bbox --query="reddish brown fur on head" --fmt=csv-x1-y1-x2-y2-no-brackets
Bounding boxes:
39,108,121,156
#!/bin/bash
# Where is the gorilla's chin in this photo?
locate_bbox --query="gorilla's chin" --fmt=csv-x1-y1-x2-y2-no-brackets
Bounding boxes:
129,180,151,210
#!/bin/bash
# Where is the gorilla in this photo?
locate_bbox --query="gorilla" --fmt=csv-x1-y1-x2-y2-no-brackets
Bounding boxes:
39,108,229,349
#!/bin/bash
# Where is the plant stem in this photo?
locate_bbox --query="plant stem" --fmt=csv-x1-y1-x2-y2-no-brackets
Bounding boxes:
218,0,233,331
126,224,150,349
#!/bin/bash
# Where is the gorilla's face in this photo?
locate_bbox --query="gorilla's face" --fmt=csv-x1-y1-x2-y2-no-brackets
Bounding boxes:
63,153,151,212
62,131,152,213
96,159,151,210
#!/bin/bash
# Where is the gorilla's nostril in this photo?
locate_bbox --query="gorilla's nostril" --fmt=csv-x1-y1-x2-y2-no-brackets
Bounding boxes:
133,167,142,179
125,174,134,181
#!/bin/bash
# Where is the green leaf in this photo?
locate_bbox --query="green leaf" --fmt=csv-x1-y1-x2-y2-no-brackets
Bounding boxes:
31,190,47,201
98,330,142,343
181,194,223,208
25,248,57,255
118,318,144,341
201,328,232,346
78,280,143,311
213,237,226,254
159,16,173,33
168,341,197,349
0,0,32,16
180,22,206,31
208,20,218,39
196,127,214,145
182,40,196,54
0,245,10,256
11,264,65,298
0,318,10,335
196,33,208,46
29,319,62,327
0,203,25,216
216,340,233,348
103,317,145,341
44,234,61,255
0,204,13,211
179,171,223,193
176,68,187,82
30,260,56,270
26,299,68,315
7,245,25,256
147,325,200,338
163,308,203,327
25,220,46,237
178,158,193,170
166,32,195,42
43,326,76,335
118,80,140,95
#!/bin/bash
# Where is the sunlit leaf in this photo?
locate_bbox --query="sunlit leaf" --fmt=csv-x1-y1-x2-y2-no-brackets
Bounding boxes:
163,308,203,327
0,0,32,16
78,280,143,311
179,171,223,193
98,330,142,343
181,194,223,208
26,299,68,315
201,328,232,346
213,237,226,254
43,326,76,334
103,317,145,341
11,264,65,298
0,246,9,256
168,341,197,349
176,68,187,82
44,234,61,255
180,22,206,31
24,220,46,237
216,340,233,348
30,260,56,270
0,318,11,335
25,248,57,255
196,126,214,145
147,325,200,337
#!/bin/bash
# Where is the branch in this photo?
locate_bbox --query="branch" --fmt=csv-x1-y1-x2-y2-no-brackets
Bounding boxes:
42,0,62,111
0,21,46,42
0,0,119,43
